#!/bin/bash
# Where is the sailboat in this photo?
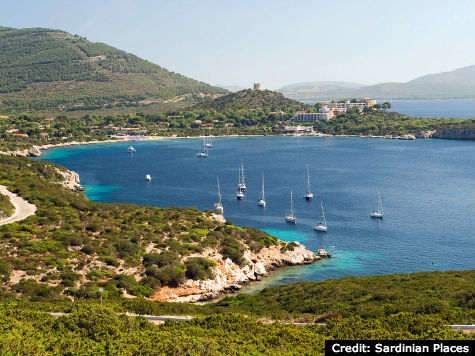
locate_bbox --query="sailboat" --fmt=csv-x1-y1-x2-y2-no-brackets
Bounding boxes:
196,143,208,158
370,192,384,218
145,174,151,181
214,176,223,213
314,200,327,232
257,173,266,207
285,190,296,223
128,146,136,153
236,189,244,200
304,165,313,200
236,168,245,199
204,130,212,148
204,136,212,148
237,161,246,192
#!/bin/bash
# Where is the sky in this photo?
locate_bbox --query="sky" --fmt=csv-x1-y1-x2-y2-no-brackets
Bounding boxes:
0,0,473,89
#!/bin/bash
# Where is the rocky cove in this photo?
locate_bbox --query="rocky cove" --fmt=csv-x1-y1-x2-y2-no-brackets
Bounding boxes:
151,241,330,303
46,167,329,302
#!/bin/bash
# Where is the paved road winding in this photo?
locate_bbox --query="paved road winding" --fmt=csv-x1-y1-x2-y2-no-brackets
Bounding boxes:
0,185,37,226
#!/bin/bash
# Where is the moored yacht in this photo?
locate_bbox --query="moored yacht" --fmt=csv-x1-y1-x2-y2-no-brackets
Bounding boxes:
236,189,244,200
145,174,151,181
370,192,384,218
237,161,246,192
214,176,223,213
257,173,266,207
196,145,208,158
304,165,313,200
314,200,327,232
285,190,296,223
128,146,136,153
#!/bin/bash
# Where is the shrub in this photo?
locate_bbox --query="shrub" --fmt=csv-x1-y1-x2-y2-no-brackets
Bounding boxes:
131,284,153,297
98,256,119,267
185,257,217,280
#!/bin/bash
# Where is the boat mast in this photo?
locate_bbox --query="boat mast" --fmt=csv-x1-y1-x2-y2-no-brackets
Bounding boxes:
217,177,222,205
307,165,311,195
290,190,294,217
241,161,245,185
321,201,326,226
261,173,265,200
377,192,383,213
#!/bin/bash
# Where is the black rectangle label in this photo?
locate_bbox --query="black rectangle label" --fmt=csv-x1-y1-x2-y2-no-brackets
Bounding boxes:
325,340,475,356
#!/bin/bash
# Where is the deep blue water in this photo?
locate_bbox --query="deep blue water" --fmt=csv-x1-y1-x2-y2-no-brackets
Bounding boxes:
387,99,475,118
305,99,475,118
39,137,475,293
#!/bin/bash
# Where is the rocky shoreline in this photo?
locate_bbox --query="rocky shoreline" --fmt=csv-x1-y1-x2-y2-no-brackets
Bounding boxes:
150,245,331,303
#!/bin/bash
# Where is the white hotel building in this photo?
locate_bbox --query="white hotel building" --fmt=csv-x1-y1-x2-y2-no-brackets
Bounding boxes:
289,98,376,123
289,111,333,123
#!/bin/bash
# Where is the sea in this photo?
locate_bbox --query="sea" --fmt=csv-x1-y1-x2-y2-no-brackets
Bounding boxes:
39,135,475,294
305,98,475,119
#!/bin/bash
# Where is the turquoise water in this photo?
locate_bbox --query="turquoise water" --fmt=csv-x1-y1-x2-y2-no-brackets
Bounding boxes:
39,136,475,291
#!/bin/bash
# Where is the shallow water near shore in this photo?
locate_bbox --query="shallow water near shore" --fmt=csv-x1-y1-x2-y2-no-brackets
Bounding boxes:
39,136,475,292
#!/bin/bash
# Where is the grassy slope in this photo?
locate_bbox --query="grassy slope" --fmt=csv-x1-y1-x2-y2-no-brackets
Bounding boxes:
0,27,227,113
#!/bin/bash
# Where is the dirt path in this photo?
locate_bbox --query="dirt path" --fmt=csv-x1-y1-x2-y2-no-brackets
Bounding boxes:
0,185,37,225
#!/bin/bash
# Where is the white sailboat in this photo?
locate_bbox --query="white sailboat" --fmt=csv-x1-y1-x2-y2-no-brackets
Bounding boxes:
370,192,384,218
145,174,151,181
304,165,313,200
236,167,245,199
203,130,212,148
285,190,296,223
196,143,208,158
257,173,266,207
314,200,327,232
237,161,246,192
204,137,212,148
236,189,244,200
128,146,136,153
214,176,223,213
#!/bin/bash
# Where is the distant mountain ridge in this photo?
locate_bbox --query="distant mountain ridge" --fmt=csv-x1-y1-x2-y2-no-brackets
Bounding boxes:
0,26,227,113
278,66,475,101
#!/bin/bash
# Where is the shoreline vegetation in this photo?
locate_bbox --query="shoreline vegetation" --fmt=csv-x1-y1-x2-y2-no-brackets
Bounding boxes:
0,270,473,355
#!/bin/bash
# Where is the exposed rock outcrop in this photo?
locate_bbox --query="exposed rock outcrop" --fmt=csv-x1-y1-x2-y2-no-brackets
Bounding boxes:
150,242,325,302
415,129,475,140
55,168,84,191
431,129,475,140
0,145,42,157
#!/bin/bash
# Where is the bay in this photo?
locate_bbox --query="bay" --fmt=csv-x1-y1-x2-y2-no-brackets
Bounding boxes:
39,137,475,294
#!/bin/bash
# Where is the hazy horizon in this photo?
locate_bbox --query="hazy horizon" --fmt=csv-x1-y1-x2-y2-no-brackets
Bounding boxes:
1,0,473,89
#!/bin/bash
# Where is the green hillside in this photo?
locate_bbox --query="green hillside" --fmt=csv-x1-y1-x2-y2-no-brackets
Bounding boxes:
0,27,227,113
190,89,311,111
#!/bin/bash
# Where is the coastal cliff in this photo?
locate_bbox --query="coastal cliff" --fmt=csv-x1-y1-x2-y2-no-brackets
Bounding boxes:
0,145,42,157
54,168,84,191
151,243,327,302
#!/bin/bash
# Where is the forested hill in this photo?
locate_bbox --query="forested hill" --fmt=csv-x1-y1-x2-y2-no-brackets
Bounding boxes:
190,89,312,112
0,27,227,113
